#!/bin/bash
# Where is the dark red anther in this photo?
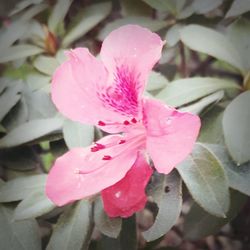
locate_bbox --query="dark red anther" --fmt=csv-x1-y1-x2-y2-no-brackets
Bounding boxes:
91,146,99,152
96,143,105,149
131,118,137,123
102,155,112,160
119,139,126,144
98,121,106,126
123,120,130,125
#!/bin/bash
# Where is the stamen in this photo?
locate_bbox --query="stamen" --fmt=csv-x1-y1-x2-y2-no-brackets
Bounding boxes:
98,121,106,126
123,120,130,125
91,143,106,152
119,139,126,144
131,118,137,123
102,155,112,160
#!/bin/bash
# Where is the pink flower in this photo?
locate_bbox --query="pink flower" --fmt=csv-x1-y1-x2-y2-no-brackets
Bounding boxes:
46,25,201,217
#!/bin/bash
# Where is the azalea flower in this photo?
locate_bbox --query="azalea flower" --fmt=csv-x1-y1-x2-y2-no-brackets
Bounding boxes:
46,25,201,218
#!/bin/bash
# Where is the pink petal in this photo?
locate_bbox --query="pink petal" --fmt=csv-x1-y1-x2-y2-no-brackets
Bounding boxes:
46,134,144,206
143,99,201,174
51,48,132,133
100,25,164,99
101,153,152,218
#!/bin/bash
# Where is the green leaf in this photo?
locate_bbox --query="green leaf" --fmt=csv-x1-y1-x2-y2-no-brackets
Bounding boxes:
146,71,169,92
0,21,29,51
33,55,59,75
0,174,46,202
46,200,93,250
9,0,43,16
180,90,224,115
184,190,247,240
98,16,167,41
156,77,239,107
0,81,22,122
19,3,48,21
192,0,223,14
0,45,43,63
180,25,244,72
226,18,250,71
120,0,152,16
177,143,230,217
63,119,94,149
142,0,177,12
48,0,73,34
198,105,224,144
0,204,42,250
206,144,250,196
143,171,182,242
223,91,250,165
0,116,63,148
226,0,250,18
165,24,183,47
94,197,122,238
62,2,112,47
14,190,55,220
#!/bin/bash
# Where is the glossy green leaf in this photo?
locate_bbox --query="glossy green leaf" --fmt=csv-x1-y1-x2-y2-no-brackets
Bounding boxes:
146,71,169,91
156,77,239,107
143,171,182,241
14,190,55,220
63,119,94,149
62,2,112,47
94,197,122,238
180,25,244,72
0,204,42,250
177,143,230,217
226,0,250,18
184,190,247,240
206,144,250,196
46,200,93,250
0,45,43,63
48,0,73,33
223,91,250,165
0,116,63,148
98,16,166,41
0,81,22,122
33,55,59,75
0,174,46,202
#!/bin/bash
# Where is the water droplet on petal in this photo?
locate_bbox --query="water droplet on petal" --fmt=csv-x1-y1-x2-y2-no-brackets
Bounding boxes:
115,191,121,198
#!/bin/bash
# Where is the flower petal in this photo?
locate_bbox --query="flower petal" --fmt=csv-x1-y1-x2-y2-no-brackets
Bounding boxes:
46,134,144,206
143,99,201,174
100,25,164,99
101,153,152,218
51,48,131,133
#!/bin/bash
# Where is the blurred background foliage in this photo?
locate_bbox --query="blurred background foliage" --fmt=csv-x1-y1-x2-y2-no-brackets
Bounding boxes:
0,0,250,249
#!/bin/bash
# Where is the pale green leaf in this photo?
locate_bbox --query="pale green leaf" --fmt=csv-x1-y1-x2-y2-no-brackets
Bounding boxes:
120,0,152,16
14,190,55,220
0,45,43,63
184,190,247,240
0,81,22,122
62,2,112,47
0,174,46,202
48,0,73,33
98,16,166,41
33,55,59,75
142,0,177,12
177,143,230,217
180,90,224,114
143,171,182,241
156,77,239,107
46,200,93,250
0,204,42,250
180,25,244,72
146,71,169,91
0,116,63,148
20,3,48,21
226,0,250,18
94,197,122,238
192,0,223,14
205,144,250,196
63,119,94,149
223,91,250,165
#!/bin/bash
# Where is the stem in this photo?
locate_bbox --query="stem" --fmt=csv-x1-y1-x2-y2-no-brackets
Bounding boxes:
120,214,137,250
